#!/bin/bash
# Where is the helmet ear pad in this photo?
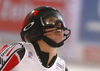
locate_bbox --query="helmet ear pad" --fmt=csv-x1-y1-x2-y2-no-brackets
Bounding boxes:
25,20,43,42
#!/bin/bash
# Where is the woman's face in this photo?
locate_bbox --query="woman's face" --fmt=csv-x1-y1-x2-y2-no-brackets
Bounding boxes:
44,16,64,43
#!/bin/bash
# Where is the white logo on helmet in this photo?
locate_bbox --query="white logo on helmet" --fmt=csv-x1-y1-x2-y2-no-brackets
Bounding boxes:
23,22,34,31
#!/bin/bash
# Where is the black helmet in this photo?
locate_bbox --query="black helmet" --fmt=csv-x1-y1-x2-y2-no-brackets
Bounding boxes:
20,6,71,47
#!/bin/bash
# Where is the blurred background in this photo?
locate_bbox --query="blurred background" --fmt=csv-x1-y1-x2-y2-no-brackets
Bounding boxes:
0,0,100,71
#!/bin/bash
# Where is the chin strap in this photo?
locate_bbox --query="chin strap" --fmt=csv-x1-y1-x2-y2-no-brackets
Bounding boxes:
42,28,71,48
42,36,64,47
27,27,71,47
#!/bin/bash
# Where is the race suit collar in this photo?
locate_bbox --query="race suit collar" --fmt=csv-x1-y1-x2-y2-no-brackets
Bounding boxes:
32,42,57,68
